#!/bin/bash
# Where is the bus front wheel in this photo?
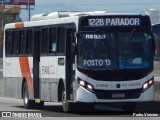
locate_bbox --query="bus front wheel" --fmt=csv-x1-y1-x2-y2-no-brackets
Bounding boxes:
122,102,136,112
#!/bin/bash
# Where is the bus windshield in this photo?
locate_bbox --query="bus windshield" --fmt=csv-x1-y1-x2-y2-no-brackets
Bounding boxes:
78,32,153,70
78,33,117,70
118,32,152,69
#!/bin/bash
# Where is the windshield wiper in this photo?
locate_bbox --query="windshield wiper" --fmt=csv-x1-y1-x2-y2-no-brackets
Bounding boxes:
122,28,136,51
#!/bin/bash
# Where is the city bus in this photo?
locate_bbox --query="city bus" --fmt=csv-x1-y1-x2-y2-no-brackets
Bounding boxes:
3,11,155,112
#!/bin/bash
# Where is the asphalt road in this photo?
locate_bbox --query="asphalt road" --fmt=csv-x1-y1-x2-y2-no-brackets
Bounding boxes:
0,97,160,119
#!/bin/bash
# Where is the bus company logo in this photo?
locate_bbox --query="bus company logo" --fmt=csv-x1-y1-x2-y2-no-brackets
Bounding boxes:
42,65,55,75
96,84,115,88
96,84,109,88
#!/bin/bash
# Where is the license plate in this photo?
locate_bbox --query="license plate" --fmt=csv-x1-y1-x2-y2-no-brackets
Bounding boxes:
112,93,125,98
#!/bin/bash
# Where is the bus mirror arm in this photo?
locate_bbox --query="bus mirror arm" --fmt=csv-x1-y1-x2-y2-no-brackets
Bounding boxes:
76,32,81,39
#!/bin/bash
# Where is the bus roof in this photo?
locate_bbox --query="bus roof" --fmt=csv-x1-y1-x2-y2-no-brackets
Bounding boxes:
4,11,148,30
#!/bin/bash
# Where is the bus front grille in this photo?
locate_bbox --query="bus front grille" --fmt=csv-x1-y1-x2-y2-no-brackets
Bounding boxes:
94,89,142,99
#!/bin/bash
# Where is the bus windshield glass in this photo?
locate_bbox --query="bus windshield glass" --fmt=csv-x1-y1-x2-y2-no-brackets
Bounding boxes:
118,32,152,69
78,32,152,70
78,33,117,70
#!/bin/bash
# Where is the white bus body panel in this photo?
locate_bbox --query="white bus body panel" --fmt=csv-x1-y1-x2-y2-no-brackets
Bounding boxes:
3,57,34,98
40,56,65,102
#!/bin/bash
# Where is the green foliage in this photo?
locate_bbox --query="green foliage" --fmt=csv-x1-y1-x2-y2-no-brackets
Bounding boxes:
3,17,14,25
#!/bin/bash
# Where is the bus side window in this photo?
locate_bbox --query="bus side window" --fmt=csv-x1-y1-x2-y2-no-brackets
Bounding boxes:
41,28,49,55
19,30,26,56
12,31,18,56
49,27,57,54
57,27,65,55
5,31,12,56
26,30,33,55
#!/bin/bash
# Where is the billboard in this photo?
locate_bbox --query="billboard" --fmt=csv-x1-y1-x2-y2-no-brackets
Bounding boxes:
0,0,35,5
12,0,35,5
0,0,12,4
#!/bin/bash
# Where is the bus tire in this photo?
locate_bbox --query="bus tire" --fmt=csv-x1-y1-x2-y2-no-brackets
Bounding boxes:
23,82,34,109
122,102,136,112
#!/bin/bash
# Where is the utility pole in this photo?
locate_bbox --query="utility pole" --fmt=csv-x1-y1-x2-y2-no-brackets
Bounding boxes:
28,0,30,21
1,0,5,28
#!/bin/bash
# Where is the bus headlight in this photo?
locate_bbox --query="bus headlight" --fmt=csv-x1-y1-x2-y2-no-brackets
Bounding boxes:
87,84,93,90
148,80,153,85
142,79,154,91
79,80,85,86
143,83,148,90
78,79,94,92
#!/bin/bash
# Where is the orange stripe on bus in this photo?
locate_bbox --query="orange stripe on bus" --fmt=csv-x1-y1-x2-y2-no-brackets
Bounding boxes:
15,22,24,28
19,57,33,93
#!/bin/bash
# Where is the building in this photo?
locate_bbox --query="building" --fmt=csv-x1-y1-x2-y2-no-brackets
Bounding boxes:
145,9,160,24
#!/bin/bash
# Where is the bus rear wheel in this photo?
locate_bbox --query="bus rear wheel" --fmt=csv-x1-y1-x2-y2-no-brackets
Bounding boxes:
23,82,34,109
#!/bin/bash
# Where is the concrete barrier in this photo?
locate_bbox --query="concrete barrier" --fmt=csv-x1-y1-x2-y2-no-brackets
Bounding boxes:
0,58,3,96
154,81,160,101
154,61,160,101
154,61,160,77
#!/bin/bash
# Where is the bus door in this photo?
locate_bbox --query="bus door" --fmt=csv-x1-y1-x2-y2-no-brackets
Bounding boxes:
65,28,75,100
33,28,41,102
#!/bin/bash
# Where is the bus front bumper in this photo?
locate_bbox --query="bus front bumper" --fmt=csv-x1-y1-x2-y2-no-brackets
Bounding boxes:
76,85,155,103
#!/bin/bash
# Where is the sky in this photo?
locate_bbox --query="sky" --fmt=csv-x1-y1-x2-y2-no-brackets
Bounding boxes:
20,0,160,21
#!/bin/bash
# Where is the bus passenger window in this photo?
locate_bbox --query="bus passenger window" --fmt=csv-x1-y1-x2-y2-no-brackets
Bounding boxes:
5,31,12,56
57,27,65,55
12,31,18,56
19,30,26,55
49,27,57,54
41,28,49,55
26,30,33,55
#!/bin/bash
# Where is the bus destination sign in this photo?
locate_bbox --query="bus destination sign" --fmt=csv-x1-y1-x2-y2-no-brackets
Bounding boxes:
88,18,140,27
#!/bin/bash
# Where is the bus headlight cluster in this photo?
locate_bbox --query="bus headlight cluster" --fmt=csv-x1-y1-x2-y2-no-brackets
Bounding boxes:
78,79,94,91
142,79,154,91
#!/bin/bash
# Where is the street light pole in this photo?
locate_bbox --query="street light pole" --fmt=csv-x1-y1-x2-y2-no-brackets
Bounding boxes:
1,0,5,28
28,0,30,21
